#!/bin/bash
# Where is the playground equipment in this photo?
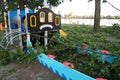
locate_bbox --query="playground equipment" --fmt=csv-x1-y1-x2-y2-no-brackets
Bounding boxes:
0,0,108,80
1,0,61,49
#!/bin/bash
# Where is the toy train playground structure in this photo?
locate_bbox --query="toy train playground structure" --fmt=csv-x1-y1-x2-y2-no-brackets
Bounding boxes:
1,0,120,80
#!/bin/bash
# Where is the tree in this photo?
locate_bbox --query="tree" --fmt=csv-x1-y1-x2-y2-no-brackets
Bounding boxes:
93,0,101,33
0,0,63,22
89,0,106,33
0,0,63,11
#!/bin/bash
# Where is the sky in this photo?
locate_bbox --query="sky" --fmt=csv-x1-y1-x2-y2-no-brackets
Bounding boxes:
53,0,120,16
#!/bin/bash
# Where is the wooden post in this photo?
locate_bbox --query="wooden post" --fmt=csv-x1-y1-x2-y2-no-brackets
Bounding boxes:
25,5,31,46
44,31,48,49
3,0,8,42
8,11,13,45
17,6,22,47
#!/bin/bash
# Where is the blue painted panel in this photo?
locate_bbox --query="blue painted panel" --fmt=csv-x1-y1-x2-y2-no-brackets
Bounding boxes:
75,44,120,64
9,9,33,31
37,54,95,80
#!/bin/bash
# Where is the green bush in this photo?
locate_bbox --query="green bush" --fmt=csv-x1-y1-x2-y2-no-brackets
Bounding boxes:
102,23,120,38
0,47,37,65
0,24,120,79
46,24,120,80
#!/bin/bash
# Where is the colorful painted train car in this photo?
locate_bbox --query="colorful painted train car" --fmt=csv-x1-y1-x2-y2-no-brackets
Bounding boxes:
27,8,61,33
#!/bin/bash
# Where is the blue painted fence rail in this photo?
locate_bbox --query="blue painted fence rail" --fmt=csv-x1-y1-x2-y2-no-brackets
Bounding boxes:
75,44,120,64
37,54,95,80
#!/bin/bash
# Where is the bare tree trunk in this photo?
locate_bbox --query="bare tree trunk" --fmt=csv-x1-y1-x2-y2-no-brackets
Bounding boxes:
19,0,24,10
93,0,101,33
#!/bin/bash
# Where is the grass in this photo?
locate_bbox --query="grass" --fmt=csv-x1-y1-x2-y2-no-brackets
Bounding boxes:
3,69,16,76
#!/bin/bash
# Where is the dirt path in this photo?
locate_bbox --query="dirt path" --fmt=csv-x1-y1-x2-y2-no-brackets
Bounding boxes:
0,62,63,80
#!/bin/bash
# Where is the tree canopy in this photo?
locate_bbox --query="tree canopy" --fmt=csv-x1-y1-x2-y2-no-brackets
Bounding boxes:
0,0,63,11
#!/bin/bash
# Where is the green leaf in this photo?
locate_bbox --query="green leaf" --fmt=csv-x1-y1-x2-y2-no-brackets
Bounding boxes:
88,0,93,2
102,0,107,3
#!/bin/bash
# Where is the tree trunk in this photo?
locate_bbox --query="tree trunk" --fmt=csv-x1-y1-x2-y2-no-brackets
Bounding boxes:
93,0,101,33
19,0,24,10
